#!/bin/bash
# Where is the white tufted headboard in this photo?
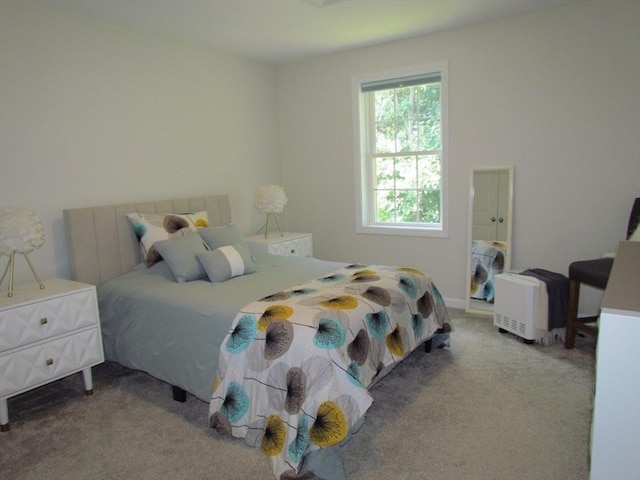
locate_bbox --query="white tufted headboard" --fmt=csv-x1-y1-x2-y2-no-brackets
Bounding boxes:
63,194,232,286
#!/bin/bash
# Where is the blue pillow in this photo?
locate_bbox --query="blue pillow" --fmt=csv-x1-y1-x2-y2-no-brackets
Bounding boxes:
197,243,256,283
198,224,249,251
154,232,209,282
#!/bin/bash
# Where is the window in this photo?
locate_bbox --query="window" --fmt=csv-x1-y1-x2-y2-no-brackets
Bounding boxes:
353,63,448,237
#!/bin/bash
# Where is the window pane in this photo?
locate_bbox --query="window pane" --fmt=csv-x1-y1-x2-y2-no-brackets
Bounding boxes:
374,89,395,122
375,189,396,222
395,156,417,189
416,84,441,150
418,188,441,223
409,119,422,152
425,118,441,151
375,122,395,153
418,155,441,189
394,88,411,119
396,189,418,222
414,120,427,151
375,157,395,189
394,119,409,152
416,84,440,118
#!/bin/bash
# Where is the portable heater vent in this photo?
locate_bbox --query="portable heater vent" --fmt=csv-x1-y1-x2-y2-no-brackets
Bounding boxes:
493,273,540,342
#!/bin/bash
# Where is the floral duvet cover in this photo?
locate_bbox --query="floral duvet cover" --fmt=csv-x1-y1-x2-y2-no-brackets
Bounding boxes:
209,264,450,479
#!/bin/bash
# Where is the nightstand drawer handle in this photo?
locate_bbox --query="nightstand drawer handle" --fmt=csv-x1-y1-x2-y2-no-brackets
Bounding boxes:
45,358,54,366
40,317,48,325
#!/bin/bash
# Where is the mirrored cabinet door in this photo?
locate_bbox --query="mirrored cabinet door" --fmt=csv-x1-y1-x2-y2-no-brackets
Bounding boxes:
466,166,514,314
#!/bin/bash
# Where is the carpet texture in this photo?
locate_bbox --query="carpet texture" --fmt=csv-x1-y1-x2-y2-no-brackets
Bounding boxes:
0,310,596,480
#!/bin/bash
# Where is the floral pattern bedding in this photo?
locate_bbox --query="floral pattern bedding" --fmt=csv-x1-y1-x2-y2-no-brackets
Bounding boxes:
208,264,450,479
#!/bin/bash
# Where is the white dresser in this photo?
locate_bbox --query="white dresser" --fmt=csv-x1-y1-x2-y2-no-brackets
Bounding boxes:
0,278,104,431
590,241,640,479
245,232,313,258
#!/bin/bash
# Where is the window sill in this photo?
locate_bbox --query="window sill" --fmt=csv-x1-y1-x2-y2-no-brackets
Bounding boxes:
356,224,448,238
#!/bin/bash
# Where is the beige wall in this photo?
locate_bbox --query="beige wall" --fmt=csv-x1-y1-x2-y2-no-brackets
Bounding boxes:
1,1,638,308
0,1,280,283
278,0,640,306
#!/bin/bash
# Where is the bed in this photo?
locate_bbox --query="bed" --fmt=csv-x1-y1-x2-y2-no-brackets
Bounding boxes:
63,194,451,480
469,240,507,303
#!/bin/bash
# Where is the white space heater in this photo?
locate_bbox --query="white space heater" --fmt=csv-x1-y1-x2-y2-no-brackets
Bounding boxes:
493,273,540,343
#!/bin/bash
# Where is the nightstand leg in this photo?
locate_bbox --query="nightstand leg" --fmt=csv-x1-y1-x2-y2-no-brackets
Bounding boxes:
0,398,9,431
82,368,94,395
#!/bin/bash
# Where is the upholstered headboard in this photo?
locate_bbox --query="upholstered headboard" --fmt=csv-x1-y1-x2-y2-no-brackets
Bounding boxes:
63,194,232,286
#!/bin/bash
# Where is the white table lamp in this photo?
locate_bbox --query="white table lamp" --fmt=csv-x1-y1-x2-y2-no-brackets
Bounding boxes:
0,207,45,296
254,185,287,239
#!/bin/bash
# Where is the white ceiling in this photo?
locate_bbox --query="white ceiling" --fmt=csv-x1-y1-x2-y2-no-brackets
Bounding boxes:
45,0,585,64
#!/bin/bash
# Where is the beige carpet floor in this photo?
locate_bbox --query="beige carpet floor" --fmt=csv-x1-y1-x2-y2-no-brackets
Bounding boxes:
0,310,596,480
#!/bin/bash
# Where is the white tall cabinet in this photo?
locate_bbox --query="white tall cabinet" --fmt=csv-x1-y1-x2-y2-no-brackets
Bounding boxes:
589,241,640,479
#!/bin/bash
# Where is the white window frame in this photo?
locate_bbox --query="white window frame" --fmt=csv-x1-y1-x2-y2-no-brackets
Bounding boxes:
352,62,449,237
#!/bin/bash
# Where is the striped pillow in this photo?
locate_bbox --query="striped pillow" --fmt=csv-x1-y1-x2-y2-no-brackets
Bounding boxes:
197,243,256,282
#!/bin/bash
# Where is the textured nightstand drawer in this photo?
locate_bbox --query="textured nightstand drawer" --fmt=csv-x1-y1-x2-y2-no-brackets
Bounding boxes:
0,288,98,353
0,327,103,397
268,236,312,257
245,232,313,258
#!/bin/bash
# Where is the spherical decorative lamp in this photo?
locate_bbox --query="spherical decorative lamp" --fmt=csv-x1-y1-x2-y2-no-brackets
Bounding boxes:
0,207,46,296
254,185,288,239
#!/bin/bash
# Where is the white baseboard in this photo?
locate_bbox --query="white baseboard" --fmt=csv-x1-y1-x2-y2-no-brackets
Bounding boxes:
444,297,466,310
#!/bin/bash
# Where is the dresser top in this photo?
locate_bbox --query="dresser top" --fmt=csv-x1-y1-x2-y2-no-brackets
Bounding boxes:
0,278,94,309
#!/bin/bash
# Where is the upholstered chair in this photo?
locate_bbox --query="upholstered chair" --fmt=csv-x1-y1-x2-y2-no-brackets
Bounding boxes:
565,198,640,349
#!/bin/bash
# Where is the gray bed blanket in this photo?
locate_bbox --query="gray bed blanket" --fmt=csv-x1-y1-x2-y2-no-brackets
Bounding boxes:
97,255,347,402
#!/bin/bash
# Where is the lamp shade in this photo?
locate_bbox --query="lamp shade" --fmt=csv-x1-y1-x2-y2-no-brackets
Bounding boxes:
0,207,45,256
254,185,288,214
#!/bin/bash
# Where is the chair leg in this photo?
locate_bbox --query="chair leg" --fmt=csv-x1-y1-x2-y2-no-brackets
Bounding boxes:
565,278,580,349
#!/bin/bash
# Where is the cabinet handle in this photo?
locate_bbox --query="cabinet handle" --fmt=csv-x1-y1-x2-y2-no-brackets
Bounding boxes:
499,217,504,223
46,358,54,366
491,217,496,222
290,249,295,254
40,317,48,325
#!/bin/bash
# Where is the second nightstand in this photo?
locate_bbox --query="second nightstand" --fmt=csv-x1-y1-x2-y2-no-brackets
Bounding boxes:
245,232,313,258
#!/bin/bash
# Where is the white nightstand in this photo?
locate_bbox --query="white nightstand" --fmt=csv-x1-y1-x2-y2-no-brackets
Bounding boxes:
245,232,313,258
0,278,104,431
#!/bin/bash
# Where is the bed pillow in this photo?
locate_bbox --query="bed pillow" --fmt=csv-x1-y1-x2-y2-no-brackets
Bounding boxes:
197,243,256,283
198,224,249,251
127,211,209,267
153,232,209,283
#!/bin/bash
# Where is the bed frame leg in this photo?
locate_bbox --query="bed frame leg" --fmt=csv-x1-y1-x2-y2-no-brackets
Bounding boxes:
425,325,451,354
172,386,187,403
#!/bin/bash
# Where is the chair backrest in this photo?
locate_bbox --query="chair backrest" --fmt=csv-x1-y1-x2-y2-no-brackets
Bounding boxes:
627,198,640,240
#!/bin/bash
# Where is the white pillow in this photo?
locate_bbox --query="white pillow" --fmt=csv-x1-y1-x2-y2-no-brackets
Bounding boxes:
126,211,209,266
